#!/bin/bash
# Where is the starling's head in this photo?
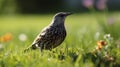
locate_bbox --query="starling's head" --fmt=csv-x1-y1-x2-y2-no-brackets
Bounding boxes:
54,12,73,18
51,12,73,26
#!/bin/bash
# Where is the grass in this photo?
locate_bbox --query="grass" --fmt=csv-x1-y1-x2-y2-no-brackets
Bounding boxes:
0,12,120,67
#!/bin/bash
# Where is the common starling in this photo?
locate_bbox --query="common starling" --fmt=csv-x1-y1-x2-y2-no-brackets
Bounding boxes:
24,12,72,52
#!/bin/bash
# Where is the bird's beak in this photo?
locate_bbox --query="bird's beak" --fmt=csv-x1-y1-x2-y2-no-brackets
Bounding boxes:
66,12,73,16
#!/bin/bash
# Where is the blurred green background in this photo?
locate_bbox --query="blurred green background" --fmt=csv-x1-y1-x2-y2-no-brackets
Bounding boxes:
0,0,120,14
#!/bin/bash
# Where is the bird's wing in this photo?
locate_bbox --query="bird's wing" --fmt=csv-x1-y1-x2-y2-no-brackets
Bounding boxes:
32,26,54,46
32,27,47,42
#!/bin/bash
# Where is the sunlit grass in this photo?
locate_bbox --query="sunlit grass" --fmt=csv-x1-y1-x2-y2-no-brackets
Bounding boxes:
0,13,120,67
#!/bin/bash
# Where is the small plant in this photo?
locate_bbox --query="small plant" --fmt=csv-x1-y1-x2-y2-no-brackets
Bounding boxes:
83,34,120,67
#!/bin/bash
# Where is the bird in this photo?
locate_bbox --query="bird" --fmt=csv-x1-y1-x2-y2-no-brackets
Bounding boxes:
24,12,72,52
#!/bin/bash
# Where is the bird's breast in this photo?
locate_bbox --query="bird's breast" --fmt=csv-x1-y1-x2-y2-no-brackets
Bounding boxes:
50,25,66,47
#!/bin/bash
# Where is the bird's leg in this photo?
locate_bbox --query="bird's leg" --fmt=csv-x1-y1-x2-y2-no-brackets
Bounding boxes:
39,47,42,56
39,45,44,56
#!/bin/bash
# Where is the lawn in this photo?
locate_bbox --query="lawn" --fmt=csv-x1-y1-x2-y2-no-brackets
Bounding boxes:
0,12,120,67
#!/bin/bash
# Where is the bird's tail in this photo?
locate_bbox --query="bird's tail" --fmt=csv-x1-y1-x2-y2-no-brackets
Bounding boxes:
24,44,37,52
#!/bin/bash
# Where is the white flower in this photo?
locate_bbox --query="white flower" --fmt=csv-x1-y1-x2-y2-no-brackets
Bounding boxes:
48,58,51,61
0,44,3,50
104,34,110,39
4,51,9,56
94,32,100,40
18,33,27,42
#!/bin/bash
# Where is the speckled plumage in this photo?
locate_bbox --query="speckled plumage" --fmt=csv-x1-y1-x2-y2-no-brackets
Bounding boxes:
24,12,72,52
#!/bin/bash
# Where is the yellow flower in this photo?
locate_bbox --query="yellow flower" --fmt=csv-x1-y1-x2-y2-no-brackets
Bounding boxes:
0,33,13,42
96,45,102,50
97,40,107,46
96,40,107,50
